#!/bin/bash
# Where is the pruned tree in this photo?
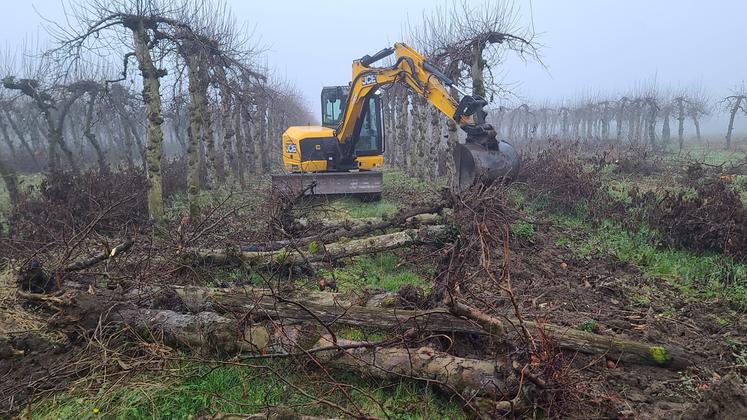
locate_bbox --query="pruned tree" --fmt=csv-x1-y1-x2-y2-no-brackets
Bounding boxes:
722,84,746,151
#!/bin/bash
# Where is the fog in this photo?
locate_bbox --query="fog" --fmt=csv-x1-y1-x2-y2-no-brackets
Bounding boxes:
2,0,745,134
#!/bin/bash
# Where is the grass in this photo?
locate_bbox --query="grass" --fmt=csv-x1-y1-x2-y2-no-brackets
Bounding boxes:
331,197,399,219
317,252,433,293
30,361,465,419
510,221,535,240
565,218,747,310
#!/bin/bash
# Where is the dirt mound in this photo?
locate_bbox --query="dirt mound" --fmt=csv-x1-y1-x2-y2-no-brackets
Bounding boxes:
681,373,747,420
633,181,747,261
0,336,88,417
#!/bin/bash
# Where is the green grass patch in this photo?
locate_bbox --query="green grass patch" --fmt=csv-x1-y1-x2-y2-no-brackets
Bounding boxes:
331,197,399,219
510,221,535,240
568,220,747,309
577,319,599,333
382,170,445,202
317,252,432,293
336,327,388,342
30,360,464,419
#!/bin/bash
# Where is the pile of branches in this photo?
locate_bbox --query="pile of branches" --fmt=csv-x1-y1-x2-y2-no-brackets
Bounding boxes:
591,143,664,176
632,180,747,261
520,140,603,212
10,168,149,243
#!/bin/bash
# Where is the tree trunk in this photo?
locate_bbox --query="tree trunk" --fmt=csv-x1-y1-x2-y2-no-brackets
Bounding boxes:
187,224,450,267
725,96,744,151
254,99,266,174
203,104,218,188
3,109,41,170
313,336,516,400
676,98,685,150
470,43,487,124
233,102,246,186
0,156,19,206
186,57,204,218
219,82,236,186
131,20,165,222
120,113,136,171
0,115,18,161
409,96,422,177
429,104,441,180
661,112,671,145
395,88,409,170
82,91,108,172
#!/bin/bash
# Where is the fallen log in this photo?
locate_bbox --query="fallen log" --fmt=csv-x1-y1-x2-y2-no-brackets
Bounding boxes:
312,335,518,400
173,288,693,369
63,238,135,272
187,224,451,267
17,239,134,293
448,300,693,370
239,212,442,253
111,308,269,354
174,287,483,334
22,290,268,355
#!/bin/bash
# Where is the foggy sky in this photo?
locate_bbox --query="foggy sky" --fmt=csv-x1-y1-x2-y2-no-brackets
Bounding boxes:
2,0,745,135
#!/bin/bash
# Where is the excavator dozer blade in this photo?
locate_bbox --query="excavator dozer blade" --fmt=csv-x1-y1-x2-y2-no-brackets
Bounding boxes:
453,141,520,191
271,171,383,200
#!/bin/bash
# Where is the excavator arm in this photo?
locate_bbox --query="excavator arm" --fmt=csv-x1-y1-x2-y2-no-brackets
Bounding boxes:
333,42,519,188
335,43,492,147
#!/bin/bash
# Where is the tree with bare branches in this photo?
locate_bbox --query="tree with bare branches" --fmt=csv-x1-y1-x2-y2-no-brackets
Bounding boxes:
722,84,746,150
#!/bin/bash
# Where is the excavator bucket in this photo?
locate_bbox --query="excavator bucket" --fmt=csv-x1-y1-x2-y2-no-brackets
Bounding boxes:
271,171,383,201
453,141,520,191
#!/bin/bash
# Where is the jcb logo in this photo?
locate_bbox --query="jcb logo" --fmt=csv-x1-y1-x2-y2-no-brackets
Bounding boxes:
362,74,376,86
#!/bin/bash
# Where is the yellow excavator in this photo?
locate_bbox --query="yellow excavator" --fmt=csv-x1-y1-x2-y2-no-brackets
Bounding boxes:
271,42,520,199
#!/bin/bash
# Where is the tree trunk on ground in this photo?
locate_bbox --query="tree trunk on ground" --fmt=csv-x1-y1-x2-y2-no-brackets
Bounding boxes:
448,300,692,370
187,225,451,267
131,20,166,222
313,336,516,400
114,308,269,354
174,287,483,334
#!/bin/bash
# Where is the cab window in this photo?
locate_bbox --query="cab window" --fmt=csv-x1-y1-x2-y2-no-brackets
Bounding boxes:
354,96,384,156
321,88,347,127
